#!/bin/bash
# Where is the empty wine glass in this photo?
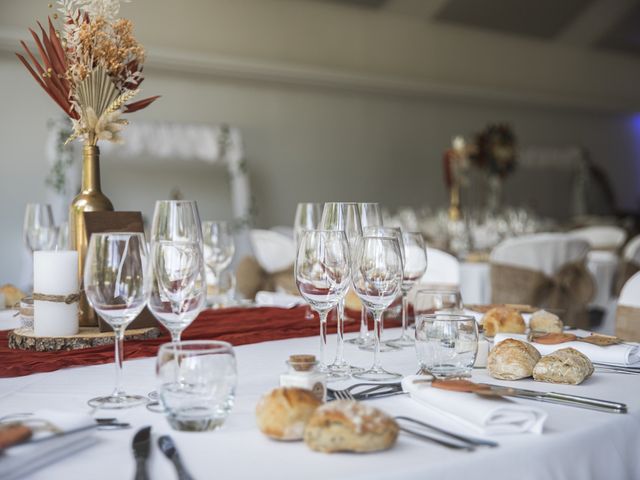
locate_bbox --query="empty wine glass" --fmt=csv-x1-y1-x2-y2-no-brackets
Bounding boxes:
347,202,382,347
84,232,149,409
413,288,464,316
320,202,362,375
387,232,428,348
352,236,404,381
150,200,203,245
294,203,323,246
23,203,56,253
202,221,235,304
295,230,351,377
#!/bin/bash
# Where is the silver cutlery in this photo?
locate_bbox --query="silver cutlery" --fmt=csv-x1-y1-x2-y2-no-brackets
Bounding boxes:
158,435,195,480
395,416,498,450
133,426,152,480
328,383,404,401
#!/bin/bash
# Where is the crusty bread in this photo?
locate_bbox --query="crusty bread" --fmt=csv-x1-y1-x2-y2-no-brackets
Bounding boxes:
256,387,321,441
482,307,526,338
529,310,563,334
487,338,541,380
0,284,25,308
303,400,398,453
533,347,594,385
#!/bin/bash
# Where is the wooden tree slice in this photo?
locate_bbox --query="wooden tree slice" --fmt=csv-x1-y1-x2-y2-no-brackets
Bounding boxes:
8,327,161,352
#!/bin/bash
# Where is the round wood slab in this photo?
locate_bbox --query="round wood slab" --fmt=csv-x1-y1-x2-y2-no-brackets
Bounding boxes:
8,326,162,352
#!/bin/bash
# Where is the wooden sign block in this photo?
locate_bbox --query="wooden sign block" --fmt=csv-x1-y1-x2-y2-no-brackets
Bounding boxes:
83,211,158,333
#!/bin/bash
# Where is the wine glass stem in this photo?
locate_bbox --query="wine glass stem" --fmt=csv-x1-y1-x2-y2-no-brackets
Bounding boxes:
335,300,345,364
318,310,329,368
401,292,409,338
359,307,368,340
112,325,125,397
170,330,182,344
373,311,383,370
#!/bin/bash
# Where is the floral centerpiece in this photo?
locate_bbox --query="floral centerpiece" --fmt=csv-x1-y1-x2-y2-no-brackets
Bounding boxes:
16,0,158,325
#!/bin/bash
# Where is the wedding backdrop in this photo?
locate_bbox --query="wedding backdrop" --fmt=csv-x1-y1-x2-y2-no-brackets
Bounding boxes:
2,1,640,479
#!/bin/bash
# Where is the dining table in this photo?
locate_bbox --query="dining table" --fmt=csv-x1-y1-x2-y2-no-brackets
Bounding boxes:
0,307,639,480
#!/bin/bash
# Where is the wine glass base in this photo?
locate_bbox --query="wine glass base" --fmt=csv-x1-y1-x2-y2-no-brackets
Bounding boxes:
318,365,350,382
353,368,402,382
88,394,148,410
358,342,400,353
385,334,415,348
345,336,372,347
327,362,365,376
147,390,159,400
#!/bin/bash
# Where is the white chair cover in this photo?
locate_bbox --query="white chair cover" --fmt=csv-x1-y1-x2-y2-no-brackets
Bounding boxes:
249,229,295,274
419,248,460,286
490,233,590,277
623,234,640,264
571,226,627,250
619,272,640,308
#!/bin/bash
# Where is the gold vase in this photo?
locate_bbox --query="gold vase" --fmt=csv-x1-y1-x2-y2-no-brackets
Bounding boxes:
69,144,114,326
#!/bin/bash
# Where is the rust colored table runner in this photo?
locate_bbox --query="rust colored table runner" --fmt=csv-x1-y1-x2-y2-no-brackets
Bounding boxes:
0,307,399,378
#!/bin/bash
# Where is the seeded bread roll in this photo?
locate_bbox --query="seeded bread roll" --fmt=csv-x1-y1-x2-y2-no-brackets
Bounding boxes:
256,387,322,441
533,348,594,385
529,310,563,334
487,338,541,380
303,401,398,453
482,307,526,338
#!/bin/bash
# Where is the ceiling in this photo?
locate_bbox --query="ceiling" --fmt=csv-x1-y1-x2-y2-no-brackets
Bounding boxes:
313,0,640,56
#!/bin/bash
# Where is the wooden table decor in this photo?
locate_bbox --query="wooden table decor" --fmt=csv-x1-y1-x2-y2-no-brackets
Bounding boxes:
8,326,161,352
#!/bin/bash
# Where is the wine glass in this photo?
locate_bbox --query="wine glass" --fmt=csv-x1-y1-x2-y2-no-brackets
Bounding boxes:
150,200,203,245
360,226,404,352
23,203,57,253
294,203,323,246
320,202,362,375
202,220,235,305
413,288,464,315
84,232,149,409
295,230,351,377
352,236,404,381
387,232,428,347
347,202,382,346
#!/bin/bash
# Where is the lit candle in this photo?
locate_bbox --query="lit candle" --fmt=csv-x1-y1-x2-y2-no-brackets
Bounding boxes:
33,250,79,336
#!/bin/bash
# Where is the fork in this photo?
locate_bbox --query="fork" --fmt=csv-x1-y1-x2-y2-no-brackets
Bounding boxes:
328,383,404,401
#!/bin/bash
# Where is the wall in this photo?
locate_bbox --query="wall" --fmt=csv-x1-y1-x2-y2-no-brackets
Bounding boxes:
0,0,639,287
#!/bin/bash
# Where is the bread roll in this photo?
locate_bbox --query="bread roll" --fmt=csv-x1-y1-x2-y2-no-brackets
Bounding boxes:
533,347,594,385
0,284,25,308
303,400,398,453
482,307,526,338
256,387,321,441
487,338,541,380
530,310,563,334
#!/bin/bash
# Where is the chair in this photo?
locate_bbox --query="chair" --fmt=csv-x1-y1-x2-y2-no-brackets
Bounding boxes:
614,234,640,295
570,225,627,251
616,272,640,341
490,233,593,328
419,248,460,287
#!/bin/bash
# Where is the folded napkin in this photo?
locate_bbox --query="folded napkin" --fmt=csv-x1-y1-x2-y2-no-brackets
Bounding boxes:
250,229,296,274
0,410,97,480
401,375,547,436
494,333,640,366
254,291,305,308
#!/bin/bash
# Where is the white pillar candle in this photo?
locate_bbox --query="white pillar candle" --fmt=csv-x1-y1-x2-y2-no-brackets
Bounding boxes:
474,337,490,368
34,250,79,336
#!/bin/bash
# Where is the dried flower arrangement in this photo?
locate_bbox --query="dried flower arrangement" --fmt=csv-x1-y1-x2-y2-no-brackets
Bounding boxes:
16,0,159,146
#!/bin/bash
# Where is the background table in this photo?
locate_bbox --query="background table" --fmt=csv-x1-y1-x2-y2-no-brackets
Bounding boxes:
0,310,639,480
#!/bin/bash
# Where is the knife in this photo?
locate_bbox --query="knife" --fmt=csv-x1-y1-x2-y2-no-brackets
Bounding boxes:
158,435,195,480
132,426,152,480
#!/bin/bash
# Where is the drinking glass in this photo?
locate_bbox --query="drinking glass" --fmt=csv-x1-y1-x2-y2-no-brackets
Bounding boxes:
294,202,323,246
347,202,382,347
415,314,478,377
387,232,428,348
413,288,464,316
295,230,351,377
84,232,149,409
320,203,362,375
360,226,404,352
352,236,404,381
157,340,237,431
150,200,203,245
23,203,56,253
202,221,235,301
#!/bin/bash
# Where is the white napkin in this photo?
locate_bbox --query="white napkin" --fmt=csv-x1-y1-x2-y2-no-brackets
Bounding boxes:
493,333,640,366
0,410,97,480
401,375,547,436
250,229,295,274
254,291,305,308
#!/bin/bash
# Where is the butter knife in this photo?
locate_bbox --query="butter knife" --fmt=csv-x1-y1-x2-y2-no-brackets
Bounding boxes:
158,435,195,480
132,426,152,480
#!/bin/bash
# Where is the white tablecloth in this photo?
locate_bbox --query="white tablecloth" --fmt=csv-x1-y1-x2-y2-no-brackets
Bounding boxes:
1,311,639,480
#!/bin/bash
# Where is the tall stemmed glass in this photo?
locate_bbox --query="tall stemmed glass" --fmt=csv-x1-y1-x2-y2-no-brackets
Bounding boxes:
295,230,351,377
202,221,235,306
294,203,323,247
320,202,362,375
387,232,428,347
352,236,404,381
359,226,404,352
347,202,382,346
23,203,57,253
84,232,149,409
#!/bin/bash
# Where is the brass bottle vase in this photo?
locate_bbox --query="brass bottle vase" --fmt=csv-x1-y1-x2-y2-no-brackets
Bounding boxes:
69,144,114,326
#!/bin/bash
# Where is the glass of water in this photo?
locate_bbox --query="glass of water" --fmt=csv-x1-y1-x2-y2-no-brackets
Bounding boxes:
157,340,237,431
415,314,478,378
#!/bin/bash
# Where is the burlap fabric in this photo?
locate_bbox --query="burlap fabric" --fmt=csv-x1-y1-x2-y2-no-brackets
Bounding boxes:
615,305,640,342
614,260,640,297
490,260,595,329
236,256,297,299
